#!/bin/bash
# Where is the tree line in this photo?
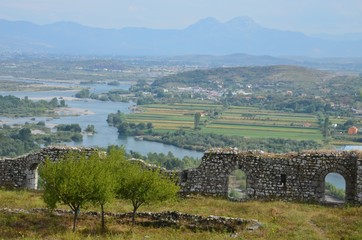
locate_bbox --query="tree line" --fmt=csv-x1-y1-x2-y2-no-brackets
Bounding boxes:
0,123,95,157
127,150,201,170
0,126,40,157
107,111,153,135
143,130,322,153
0,95,65,117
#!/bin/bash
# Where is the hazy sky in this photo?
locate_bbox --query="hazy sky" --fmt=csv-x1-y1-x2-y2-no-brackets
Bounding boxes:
1,0,361,35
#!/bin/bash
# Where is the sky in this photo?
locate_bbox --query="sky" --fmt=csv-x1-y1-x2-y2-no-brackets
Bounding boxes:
0,0,361,35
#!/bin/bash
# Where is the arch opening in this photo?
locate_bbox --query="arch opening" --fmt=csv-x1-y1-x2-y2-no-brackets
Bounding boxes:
228,169,247,200
25,163,39,190
324,172,346,203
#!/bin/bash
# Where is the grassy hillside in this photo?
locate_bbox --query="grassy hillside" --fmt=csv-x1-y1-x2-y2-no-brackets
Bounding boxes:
151,65,362,111
0,189,361,239
152,65,334,90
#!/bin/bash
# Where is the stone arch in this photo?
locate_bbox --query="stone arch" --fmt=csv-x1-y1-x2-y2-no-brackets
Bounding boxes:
225,161,253,199
228,169,247,200
25,162,40,190
317,166,354,203
23,154,45,190
324,172,346,203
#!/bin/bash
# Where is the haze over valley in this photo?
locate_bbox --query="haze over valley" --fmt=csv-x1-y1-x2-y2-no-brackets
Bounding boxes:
0,1,362,238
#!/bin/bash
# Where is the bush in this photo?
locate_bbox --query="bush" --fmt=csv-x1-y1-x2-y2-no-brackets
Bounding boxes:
71,133,83,142
56,124,82,133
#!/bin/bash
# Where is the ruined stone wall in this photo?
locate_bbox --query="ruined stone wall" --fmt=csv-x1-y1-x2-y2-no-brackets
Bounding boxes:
357,159,362,203
179,149,362,204
1,207,259,233
0,147,96,189
0,147,361,204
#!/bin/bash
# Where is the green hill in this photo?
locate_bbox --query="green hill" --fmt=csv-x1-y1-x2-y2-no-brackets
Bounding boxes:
152,65,334,90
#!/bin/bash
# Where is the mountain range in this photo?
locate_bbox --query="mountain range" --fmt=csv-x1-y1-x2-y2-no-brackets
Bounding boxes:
1,17,362,57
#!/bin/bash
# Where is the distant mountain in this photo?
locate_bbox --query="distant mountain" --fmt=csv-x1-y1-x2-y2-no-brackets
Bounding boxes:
1,17,362,57
312,32,362,41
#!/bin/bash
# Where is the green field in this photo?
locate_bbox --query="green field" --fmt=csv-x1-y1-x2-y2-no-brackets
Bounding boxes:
126,103,324,141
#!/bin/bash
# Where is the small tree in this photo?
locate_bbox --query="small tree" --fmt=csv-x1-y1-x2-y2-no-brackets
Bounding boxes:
39,152,98,232
18,128,32,141
194,112,201,129
90,147,127,232
117,165,179,225
59,99,66,107
323,115,330,138
85,124,96,134
146,122,153,129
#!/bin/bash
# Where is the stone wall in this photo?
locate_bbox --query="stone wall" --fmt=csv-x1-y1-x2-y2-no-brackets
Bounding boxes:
179,148,362,204
357,159,362,203
1,208,261,233
0,147,96,189
1,147,361,204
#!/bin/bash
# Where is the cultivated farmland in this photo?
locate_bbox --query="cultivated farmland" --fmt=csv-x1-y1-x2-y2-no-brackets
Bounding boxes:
126,103,324,141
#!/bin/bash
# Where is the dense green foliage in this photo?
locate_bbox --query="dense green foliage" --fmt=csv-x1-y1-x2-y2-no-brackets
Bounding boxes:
0,122,89,157
325,182,345,200
144,130,322,153
55,124,83,142
128,151,201,170
89,148,127,231
34,131,83,146
75,88,130,102
0,95,87,156
39,152,99,232
85,124,96,134
0,95,65,117
39,149,129,231
107,111,153,135
56,124,82,132
116,162,179,225
75,89,90,98
153,65,327,89
0,127,40,157
106,111,126,127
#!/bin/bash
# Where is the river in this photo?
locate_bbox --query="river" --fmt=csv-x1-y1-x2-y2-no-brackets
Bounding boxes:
0,82,203,159
0,81,354,189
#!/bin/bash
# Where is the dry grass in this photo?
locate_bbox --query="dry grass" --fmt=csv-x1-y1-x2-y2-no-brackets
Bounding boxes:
0,190,361,239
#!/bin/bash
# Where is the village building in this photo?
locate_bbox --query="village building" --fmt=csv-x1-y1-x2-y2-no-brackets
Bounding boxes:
348,126,359,135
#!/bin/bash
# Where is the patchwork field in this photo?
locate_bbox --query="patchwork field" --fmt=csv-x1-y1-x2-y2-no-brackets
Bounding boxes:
126,103,324,141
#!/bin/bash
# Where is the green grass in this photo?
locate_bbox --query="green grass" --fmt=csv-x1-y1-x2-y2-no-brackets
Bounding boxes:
201,128,323,140
0,189,361,239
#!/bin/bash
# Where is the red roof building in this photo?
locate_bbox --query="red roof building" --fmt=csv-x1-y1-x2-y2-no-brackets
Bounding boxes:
348,126,358,135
